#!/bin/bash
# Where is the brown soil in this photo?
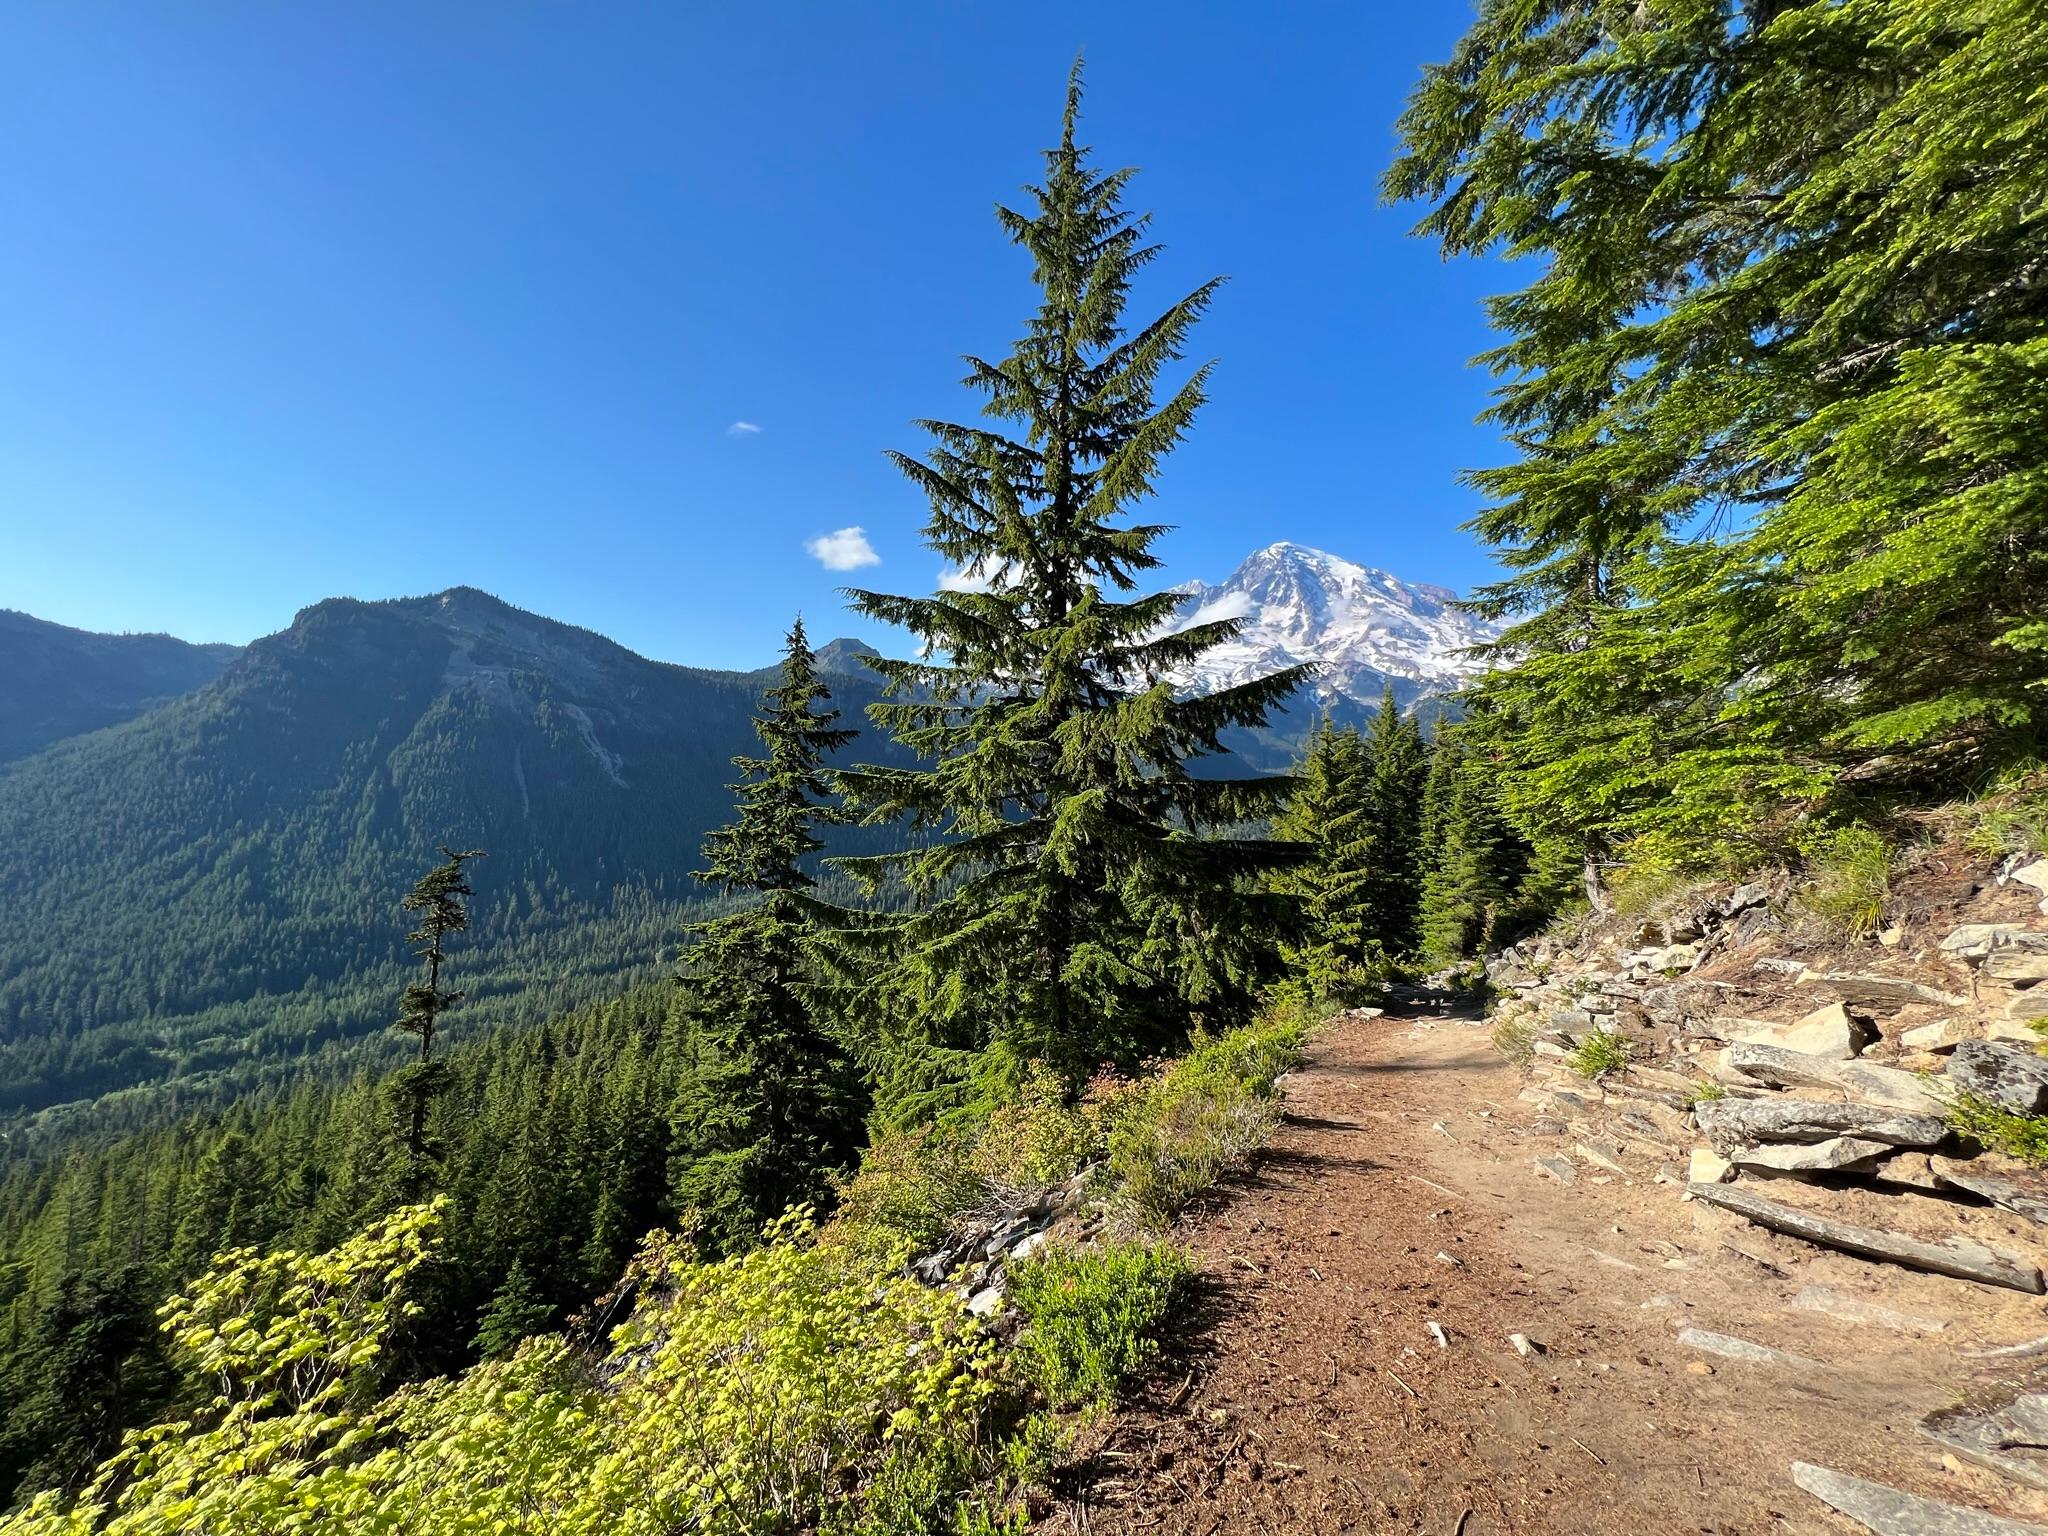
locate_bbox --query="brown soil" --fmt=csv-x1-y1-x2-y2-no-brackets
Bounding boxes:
1046,1009,2048,1536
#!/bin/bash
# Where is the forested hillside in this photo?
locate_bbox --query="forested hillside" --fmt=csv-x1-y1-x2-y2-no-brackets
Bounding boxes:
0,611,236,766
0,590,906,1141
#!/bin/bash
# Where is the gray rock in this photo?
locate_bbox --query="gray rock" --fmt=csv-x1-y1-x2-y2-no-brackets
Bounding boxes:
965,1286,1005,1317
1924,1400,2048,1493
1722,1042,1945,1113
1796,970,1968,1011
1576,1141,1628,1174
1688,1181,2045,1293
1730,1135,1893,1173
1792,1461,2048,1534
2012,858,2048,913
1695,1097,1948,1152
1988,952,2048,983
1752,956,1807,976
1941,924,2045,960
1792,1284,1945,1333
1675,1327,1821,1368
1930,1156,2048,1226
1535,1154,1578,1185
1948,1040,2048,1115
1720,882,1770,917
2006,990,2048,1022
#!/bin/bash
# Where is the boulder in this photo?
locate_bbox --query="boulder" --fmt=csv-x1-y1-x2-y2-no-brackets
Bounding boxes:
1730,1135,1894,1173
1947,1040,2048,1115
2012,857,2048,914
1695,1097,1948,1152
1720,882,1769,917
1687,1146,1733,1185
1940,923,2042,961
1874,1152,1947,1193
1901,1018,1967,1052
1726,1002,1876,1060
1795,970,1968,1011
1986,951,2048,983
2007,989,2048,1022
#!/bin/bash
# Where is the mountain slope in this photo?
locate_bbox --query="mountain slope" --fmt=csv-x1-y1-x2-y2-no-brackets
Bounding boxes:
0,609,239,765
0,589,900,1135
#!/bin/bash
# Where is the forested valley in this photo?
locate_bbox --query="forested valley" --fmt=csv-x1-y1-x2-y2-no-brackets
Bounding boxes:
2,0,2045,1529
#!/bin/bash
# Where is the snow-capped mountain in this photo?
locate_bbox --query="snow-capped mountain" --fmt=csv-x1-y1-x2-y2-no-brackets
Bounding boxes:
1169,542,1500,714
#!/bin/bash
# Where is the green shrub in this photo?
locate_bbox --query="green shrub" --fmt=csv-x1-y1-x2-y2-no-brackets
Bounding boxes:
1946,1092,2048,1167
1796,826,1893,940
827,1126,984,1265
1686,1080,1728,1106
1566,1028,1632,1079
1007,1242,1193,1410
1105,1013,1307,1225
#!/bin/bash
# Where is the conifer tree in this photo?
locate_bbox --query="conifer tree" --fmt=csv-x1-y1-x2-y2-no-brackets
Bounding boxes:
1387,0,2048,865
471,1260,551,1360
1357,685,1427,955
1418,731,1523,965
1272,721,1378,1001
390,847,483,1187
667,618,864,1255
839,65,1309,1107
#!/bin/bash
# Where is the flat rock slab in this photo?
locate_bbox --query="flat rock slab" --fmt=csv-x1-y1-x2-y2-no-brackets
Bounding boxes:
1675,1326,1821,1368
1723,1042,1945,1113
1950,1040,2048,1114
1943,924,2048,960
1731,1135,1893,1173
1688,1181,2045,1293
1792,1461,2048,1534
1923,1403,2048,1493
1797,970,1969,1011
1534,1154,1578,1185
1695,1096,1948,1152
1792,1284,1946,1332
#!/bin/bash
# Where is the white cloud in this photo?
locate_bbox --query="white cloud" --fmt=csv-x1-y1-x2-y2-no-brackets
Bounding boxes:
805,526,881,571
937,559,1023,593
727,420,762,436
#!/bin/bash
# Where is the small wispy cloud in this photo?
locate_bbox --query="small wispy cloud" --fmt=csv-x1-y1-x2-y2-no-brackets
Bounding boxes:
1181,591,1254,628
806,526,881,571
937,559,1023,593
727,420,762,436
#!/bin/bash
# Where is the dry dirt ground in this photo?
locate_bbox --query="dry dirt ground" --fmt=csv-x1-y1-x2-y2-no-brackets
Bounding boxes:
1047,1009,2048,1536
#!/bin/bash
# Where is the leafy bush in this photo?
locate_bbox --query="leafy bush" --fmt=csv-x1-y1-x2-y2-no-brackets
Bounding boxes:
1796,826,1893,940
1106,1012,1308,1226
827,1125,985,1265
1686,1080,1728,1106
1007,1242,1192,1410
1566,1028,1632,1079
1945,1092,2048,1167
1965,771,2048,858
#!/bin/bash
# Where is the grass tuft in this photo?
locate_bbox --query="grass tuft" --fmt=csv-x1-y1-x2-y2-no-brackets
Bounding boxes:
1566,1028,1633,1079
1795,825,1893,940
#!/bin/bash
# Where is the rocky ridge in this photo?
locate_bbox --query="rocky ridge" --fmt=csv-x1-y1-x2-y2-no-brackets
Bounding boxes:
1484,846,2048,1530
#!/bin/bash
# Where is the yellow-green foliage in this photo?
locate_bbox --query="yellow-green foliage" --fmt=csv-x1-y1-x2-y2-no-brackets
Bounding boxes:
1,1013,1312,1536
0,1200,446,1536
1796,826,1893,940
1945,1092,2048,1168
1606,860,1701,921
1107,1009,1309,1226
1565,1028,1632,1079
1964,768,2048,857
1007,1242,1192,1410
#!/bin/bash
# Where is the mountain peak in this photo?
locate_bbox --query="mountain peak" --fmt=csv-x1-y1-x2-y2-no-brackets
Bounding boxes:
1170,542,1498,711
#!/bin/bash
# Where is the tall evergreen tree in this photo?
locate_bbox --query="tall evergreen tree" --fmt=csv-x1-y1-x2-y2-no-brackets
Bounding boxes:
838,65,1308,1109
1418,730,1523,965
1358,685,1427,955
390,847,483,1188
666,618,864,1255
1387,0,2048,867
1272,721,1378,1001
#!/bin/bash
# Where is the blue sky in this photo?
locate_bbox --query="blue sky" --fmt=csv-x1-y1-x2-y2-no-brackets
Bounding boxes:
0,2,1511,671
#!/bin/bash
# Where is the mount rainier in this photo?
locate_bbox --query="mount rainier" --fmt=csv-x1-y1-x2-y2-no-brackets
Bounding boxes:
1168,542,1500,723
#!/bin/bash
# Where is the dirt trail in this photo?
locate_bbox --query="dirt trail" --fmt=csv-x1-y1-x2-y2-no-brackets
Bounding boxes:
1053,1010,2048,1536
